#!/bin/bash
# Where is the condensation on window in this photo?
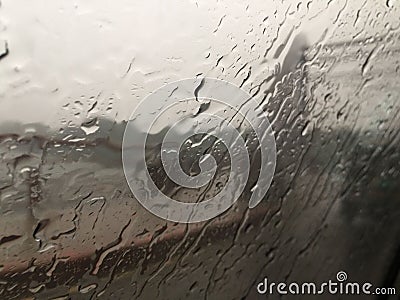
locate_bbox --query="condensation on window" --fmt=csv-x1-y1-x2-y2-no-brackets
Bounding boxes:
0,0,399,299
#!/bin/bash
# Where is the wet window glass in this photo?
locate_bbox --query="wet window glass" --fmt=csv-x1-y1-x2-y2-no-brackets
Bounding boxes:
0,0,399,299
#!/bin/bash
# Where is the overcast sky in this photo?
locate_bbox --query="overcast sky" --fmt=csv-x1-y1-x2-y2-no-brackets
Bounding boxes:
0,0,397,129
